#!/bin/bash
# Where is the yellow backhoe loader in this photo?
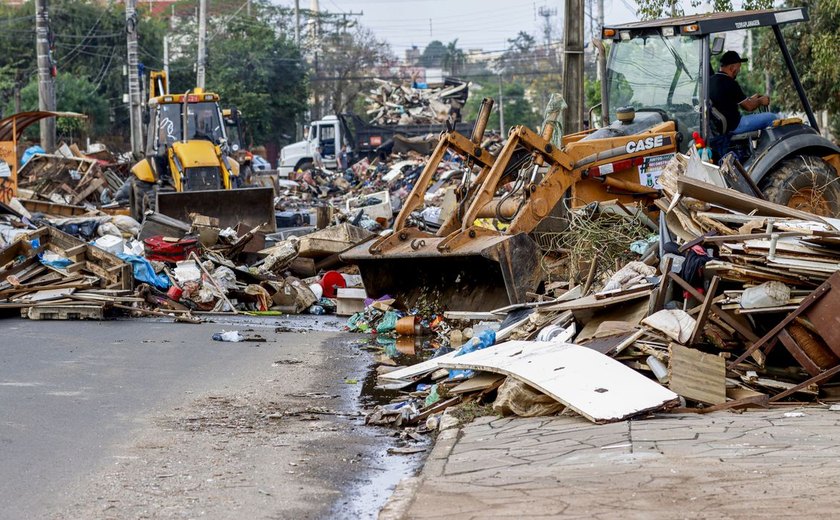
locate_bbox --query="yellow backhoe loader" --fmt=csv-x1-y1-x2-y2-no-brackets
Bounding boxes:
129,71,274,232
343,8,840,312
342,99,671,310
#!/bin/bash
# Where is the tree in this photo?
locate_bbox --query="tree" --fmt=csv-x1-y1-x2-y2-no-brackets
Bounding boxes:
755,0,840,121
201,16,307,147
420,40,446,68
441,39,466,76
464,80,541,131
310,27,394,119
11,75,110,140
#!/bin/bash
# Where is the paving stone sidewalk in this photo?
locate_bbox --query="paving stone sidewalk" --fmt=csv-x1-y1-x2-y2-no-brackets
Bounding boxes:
382,408,840,519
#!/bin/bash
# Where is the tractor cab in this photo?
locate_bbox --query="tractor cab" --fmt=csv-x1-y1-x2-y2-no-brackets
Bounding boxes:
602,8,821,161
599,8,840,215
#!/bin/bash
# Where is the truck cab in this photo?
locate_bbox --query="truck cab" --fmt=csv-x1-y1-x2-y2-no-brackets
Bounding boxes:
278,115,343,177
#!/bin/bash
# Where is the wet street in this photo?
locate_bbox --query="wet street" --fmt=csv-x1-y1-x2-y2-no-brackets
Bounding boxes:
0,317,423,520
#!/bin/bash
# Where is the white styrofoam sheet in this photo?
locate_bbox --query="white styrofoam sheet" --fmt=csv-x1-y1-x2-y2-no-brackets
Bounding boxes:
377,350,458,382
438,341,679,423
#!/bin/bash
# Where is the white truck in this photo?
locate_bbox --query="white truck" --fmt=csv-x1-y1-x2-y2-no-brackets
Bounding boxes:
278,113,474,178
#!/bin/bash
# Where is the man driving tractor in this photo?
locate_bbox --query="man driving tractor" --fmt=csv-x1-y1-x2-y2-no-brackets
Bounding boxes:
709,50,778,136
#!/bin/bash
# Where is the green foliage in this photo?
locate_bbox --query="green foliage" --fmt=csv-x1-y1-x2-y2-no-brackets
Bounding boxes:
756,0,840,117
464,80,541,132
13,75,110,139
636,0,772,20
420,40,446,68
441,39,466,76
202,16,306,146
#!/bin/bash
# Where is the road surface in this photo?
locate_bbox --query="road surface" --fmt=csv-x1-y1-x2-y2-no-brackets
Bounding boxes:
0,317,419,519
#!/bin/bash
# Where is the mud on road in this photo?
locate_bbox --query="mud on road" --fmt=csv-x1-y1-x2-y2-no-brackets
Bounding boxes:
38,327,423,520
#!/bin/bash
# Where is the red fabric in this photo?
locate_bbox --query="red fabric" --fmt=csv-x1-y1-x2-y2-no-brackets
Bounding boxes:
143,236,199,262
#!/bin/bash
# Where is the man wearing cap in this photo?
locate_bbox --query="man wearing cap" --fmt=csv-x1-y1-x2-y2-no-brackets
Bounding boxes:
709,50,777,135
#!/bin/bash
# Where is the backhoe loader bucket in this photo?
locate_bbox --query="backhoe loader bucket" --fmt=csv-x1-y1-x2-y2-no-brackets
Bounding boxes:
341,232,543,312
156,187,276,233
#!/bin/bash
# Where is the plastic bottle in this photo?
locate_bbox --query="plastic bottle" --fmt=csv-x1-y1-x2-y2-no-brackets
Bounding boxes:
308,305,325,315
647,355,669,384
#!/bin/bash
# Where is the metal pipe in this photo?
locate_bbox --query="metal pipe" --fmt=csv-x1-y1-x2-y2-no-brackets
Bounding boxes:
773,25,819,131
598,175,659,195
471,98,494,144
701,35,711,141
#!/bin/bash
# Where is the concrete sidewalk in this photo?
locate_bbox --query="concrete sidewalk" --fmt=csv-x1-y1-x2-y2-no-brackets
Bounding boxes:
383,408,840,519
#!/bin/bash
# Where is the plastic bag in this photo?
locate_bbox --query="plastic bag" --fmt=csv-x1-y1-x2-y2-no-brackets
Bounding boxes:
376,311,400,333
117,254,171,289
212,330,242,342
492,377,564,417
450,329,496,380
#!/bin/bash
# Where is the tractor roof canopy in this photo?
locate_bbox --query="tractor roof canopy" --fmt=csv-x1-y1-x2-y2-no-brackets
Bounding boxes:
602,7,806,39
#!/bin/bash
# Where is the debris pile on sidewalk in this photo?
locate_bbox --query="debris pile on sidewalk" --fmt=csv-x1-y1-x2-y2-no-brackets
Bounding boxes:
16,143,130,207
366,78,468,125
352,150,840,429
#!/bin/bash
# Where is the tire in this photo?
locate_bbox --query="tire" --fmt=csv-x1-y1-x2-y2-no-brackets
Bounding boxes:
760,155,840,217
296,161,313,173
130,178,158,223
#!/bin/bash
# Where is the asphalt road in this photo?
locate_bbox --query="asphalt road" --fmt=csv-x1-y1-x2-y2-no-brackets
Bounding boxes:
0,317,416,519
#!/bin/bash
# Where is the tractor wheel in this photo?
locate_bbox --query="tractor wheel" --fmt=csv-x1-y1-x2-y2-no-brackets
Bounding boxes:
130,178,157,222
761,155,840,217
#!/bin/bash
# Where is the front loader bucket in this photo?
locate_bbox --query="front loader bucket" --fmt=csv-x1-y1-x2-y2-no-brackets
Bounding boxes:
156,187,276,233
341,233,543,312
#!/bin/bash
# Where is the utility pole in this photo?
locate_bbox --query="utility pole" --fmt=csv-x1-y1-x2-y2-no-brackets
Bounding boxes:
125,0,143,154
563,0,585,133
163,35,170,90
498,73,505,137
295,0,301,47
197,0,207,89
596,0,604,79
35,0,55,151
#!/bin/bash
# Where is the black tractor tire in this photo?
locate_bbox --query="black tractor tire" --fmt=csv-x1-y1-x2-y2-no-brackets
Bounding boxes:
760,155,840,217
296,161,314,174
130,178,158,223
241,164,253,186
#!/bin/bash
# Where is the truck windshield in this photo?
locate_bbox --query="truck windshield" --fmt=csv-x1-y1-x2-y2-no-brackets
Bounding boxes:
157,102,225,145
607,35,702,135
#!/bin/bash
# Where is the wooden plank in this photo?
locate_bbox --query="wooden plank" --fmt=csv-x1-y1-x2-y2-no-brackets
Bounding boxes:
727,275,836,368
668,343,726,405
677,176,823,221
768,364,840,402
689,276,719,346
543,289,652,312
438,341,679,423
777,328,822,377
377,350,459,383
25,304,104,320
449,373,505,395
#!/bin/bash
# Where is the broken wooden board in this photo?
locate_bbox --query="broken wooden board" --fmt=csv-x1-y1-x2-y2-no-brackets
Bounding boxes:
377,350,458,383
449,373,505,395
542,289,653,313
438,341,679,423
677,176,825,222
297,223,375,258
23,304,104,320
668,343,726,405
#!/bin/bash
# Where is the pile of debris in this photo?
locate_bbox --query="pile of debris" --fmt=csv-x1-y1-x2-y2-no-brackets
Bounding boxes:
353,149,840,432
0,195,376,322
365,78,468,126
16,143,130,207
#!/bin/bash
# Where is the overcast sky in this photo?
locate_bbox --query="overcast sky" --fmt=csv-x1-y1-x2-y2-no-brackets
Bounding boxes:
286,0,641,56
273,0,748,58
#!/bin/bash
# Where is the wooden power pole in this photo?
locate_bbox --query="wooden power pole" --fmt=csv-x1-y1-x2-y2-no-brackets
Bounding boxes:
563,0,585,134
35,0,55,150
125,0,143,154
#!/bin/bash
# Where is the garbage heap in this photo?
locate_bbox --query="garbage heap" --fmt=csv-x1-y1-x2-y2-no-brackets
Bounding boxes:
351,150,840,439
0,190,380,321
365,78,469,126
